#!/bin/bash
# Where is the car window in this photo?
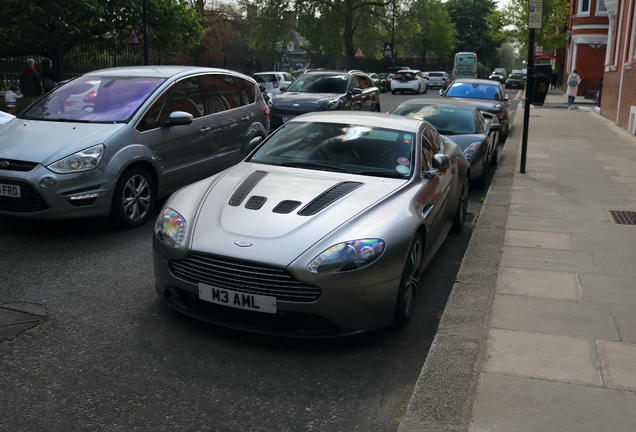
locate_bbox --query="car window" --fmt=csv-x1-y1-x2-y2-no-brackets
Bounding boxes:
429,73,443,77
137,90,169,132
357,75,372,89
392,105,478,135
201,74,241,112
445,83,501,101
421,133,434,171
285,75,349,94
166,77,206,119
254,74,276,83
22,76,165,122
248,121,414,177
394,72,417,80
283,73,294,82
235,77,256,105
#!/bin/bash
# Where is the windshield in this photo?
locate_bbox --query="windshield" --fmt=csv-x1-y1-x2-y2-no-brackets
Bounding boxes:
21,76,166,122
392,105,478,135
248,121,415,178
445,83,501,101
284,75,349,94
509,74,523,79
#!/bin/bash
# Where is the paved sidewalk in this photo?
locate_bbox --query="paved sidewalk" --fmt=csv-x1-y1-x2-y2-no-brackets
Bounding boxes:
399,89,636,431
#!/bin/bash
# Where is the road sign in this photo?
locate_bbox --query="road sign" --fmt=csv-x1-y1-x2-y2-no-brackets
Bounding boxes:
529,0,543,29
535,45,543,54
383,43,393,56
127,27,141,45
355,48,364,58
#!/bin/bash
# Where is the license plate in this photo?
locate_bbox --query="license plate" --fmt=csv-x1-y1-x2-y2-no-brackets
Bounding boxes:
282,116,294,123
400,81,408,83
64,102,74,107
0,183,20,198
199,283,277,314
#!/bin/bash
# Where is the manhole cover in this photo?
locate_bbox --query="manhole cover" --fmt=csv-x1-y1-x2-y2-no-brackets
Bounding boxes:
0,305,48,341
609,210,636,225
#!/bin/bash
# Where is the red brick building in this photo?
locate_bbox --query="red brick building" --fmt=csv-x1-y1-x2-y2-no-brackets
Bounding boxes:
564,0,609,98
600,0,636,132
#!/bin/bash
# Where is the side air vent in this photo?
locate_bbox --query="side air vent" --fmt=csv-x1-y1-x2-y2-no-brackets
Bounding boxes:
298,182,363,216
245,196,267,210
229,170,268,207
273,200,302,214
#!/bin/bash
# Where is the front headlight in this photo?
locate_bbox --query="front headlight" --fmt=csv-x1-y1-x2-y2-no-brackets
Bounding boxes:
463,142,480,162
154,208,187,247
323,99,342,110
308,239,385,273
47,144,105,174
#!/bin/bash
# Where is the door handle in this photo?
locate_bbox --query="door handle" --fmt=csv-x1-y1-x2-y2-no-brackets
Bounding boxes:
241,116,249,122
200,126,211,133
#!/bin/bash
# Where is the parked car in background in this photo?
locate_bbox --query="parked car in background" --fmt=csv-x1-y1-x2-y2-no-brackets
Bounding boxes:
367,73,386,92
390,99,501,189
0,66,270,228
254,72,295,94
426,71,451,89
488,71,506,83
380,73,395,92
505,72,525,90
440,78,511,141
153,111,470,336
268,70,380,130
391,70,428,94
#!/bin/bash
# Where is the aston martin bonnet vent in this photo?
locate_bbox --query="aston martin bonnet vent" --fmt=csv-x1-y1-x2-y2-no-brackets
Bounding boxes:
298,181,364,216
229,170,268,206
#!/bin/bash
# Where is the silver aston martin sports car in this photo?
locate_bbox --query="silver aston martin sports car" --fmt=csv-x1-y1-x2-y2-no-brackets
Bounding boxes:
153,111,470,337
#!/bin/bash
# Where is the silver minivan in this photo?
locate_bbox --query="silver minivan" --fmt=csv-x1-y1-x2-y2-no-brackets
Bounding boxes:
0,66,270,228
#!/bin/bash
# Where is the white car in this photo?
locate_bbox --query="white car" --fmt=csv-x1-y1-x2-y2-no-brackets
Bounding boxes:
391,70,428,94
426,71,450,89
254,72,295,94
0,111,15,125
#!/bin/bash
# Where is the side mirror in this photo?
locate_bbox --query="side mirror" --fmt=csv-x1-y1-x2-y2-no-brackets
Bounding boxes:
351,88,362,95
167,111,193,126
439,89,444,96
490,123,503,132
279,86,288,92
432,154,450,172
258,83,267,93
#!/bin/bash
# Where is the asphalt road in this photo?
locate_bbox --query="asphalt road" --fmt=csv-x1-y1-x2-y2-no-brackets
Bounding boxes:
0,87,521,432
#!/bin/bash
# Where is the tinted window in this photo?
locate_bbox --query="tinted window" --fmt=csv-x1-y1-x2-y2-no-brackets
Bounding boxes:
22,76,165,122
391,105,478,135
167,77,205,119
201,74,241,112
285,75,349,93
421,133,434,171
235,77,256,105
137,90,169,132
254,74,277,83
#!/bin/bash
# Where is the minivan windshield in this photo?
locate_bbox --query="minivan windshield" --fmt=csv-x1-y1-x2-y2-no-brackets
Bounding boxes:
21,75,166,123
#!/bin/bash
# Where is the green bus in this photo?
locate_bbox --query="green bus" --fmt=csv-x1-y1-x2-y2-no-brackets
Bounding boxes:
453,52,478,78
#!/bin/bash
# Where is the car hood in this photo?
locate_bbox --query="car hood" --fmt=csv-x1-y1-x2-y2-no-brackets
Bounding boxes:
443,134,486,151
0,119,125,164
188,163,405,266
272,92,343,108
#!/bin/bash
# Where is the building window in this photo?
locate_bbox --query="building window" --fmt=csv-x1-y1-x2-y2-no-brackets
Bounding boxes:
596,0,608,14
579,0,590,14
287,42,295,51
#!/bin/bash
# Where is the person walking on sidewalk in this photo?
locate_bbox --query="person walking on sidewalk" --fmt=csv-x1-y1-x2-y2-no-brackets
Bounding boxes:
19,58,43,107
566,69,581,110
4,85,23,115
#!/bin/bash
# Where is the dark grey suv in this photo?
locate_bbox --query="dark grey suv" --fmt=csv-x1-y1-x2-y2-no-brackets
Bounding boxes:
268,70,381,130
0,66,270,228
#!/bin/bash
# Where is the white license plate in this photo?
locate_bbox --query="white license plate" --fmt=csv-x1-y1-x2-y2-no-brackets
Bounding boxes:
0,183,20,198
400,81,408,84
282,116,294,123
199,283,277,314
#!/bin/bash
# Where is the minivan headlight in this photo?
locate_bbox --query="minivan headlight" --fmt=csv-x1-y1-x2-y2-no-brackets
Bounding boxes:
48,144,105,174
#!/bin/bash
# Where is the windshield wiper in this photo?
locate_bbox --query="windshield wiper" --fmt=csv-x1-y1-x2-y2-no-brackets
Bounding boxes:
281,161,349,173
354,170,407,178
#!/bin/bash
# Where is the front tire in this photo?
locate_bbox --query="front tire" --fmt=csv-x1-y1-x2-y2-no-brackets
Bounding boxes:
111,166,155,229
394,233,423,327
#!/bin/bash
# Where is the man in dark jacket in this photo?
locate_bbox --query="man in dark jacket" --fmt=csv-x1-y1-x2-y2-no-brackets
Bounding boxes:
19,58,43,108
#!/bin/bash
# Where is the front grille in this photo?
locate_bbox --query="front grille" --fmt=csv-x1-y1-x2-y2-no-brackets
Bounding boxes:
0,159,38,172
170,253,321,302
0,179,49,212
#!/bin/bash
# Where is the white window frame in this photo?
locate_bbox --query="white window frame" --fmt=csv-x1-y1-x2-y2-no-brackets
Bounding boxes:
578,0,591,16
596,0,608,15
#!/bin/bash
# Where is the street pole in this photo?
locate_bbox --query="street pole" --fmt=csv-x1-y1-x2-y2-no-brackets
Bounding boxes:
143,0,149,65
520,28,534,174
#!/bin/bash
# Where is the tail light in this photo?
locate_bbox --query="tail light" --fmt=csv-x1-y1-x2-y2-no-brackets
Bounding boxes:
425,76,429,80
273,81,280,88
263,106,270,117
412,76,418,80
83,91,97,104
442,77,447,81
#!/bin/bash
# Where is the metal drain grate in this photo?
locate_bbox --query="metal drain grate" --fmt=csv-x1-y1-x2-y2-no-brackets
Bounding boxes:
609,211,636,225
